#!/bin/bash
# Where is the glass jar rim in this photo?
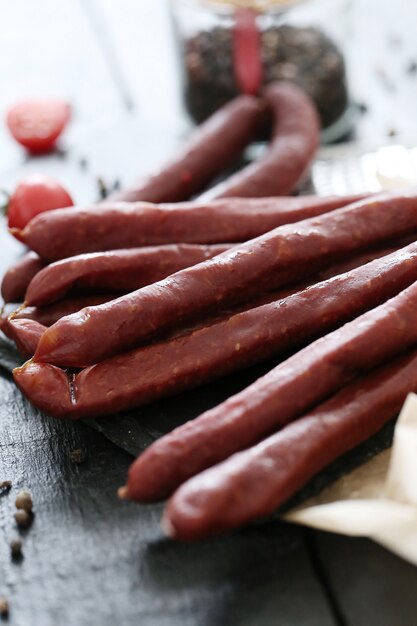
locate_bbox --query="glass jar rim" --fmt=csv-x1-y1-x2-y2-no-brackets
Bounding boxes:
173,0,307,12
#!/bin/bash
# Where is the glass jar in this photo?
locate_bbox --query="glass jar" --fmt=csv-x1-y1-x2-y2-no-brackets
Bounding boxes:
171,0,353,142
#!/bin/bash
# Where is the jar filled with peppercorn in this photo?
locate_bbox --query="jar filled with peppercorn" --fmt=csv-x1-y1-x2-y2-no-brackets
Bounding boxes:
171,0,354,142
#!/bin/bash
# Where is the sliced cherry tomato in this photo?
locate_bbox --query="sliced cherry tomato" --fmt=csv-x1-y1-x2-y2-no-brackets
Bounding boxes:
6,99,71,153
6,174,73,231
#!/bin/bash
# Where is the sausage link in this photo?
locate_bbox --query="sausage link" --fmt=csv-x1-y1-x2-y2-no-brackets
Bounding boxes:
106,95,265,203
33,189,417,367
123,278,417,502
25,244,233,307
7,238,411,361
2,318,44,359
12,241,417,418
11,294,121,327
16,194,367,261
1,252,45,303
199,82,320,200
164,350,417,540
15,234,417,328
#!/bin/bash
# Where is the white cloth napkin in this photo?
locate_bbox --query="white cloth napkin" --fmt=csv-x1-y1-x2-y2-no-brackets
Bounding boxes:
285,393,417,565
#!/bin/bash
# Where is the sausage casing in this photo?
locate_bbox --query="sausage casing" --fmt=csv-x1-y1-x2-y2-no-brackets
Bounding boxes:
124,277,417,502
199,82,320,200
33,190,417,367
24,244,232,306
13,241,417,422
164,350,417,540
17,195,367,261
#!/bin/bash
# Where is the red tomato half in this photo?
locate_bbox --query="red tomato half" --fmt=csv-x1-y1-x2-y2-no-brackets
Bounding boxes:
7,175,73,231
6,99,71,153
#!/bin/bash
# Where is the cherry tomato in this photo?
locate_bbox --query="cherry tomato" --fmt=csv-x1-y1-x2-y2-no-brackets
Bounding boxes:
6,99,71,153
6,175,74,231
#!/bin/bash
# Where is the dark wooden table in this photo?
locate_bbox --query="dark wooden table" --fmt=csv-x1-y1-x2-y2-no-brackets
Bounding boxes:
1,2,417,624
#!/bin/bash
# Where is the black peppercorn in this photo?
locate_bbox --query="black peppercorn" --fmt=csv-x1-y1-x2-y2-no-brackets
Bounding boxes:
14,510,32,530
10,538,23,559
0,598,9,619
15,490,33,513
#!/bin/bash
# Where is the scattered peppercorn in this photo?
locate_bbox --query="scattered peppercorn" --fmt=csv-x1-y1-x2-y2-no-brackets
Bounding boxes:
56,146,68,160
0,481,12,492
70,449,86,464
14,510,32,530
357,102,368,114
387,127,398,138
407,60,417,75
97,177,109,200
15,490,33,513
0,598,9,619
79,157,88,171
97,177,121,200
10,538,23,560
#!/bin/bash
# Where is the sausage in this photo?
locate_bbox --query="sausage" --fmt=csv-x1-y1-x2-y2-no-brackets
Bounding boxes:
7,238,411,360
198,82,320,201
15,194,367,261
1,252,45,303
121,278,417,503
8,294,120,328
2,318,44,359
105,95,265,204
9,234,417,353
24,244,233,307
6,239,388,349
32,189,417,367
13,241,417,418
13,233,416,329
164,350,417,540
2,98,261,306
312,232,417,282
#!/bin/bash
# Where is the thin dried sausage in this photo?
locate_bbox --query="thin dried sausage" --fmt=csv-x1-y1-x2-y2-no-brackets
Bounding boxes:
11,294,121,327
164,350,417,540
199,82,320,200
33,189,417,367
8,234,417,351
25,244,232,306
12,234,417,327
8,237,412,359
123,278,417,502
13,242,417,418
1,252,45,303
106,95,265,203
16,195,366,261
2,318,44,359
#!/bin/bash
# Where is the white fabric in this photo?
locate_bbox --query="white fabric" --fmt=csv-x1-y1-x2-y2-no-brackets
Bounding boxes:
285,393,417,566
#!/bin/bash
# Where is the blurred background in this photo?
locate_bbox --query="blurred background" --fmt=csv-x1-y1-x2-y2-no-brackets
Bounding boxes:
1,0,417,199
